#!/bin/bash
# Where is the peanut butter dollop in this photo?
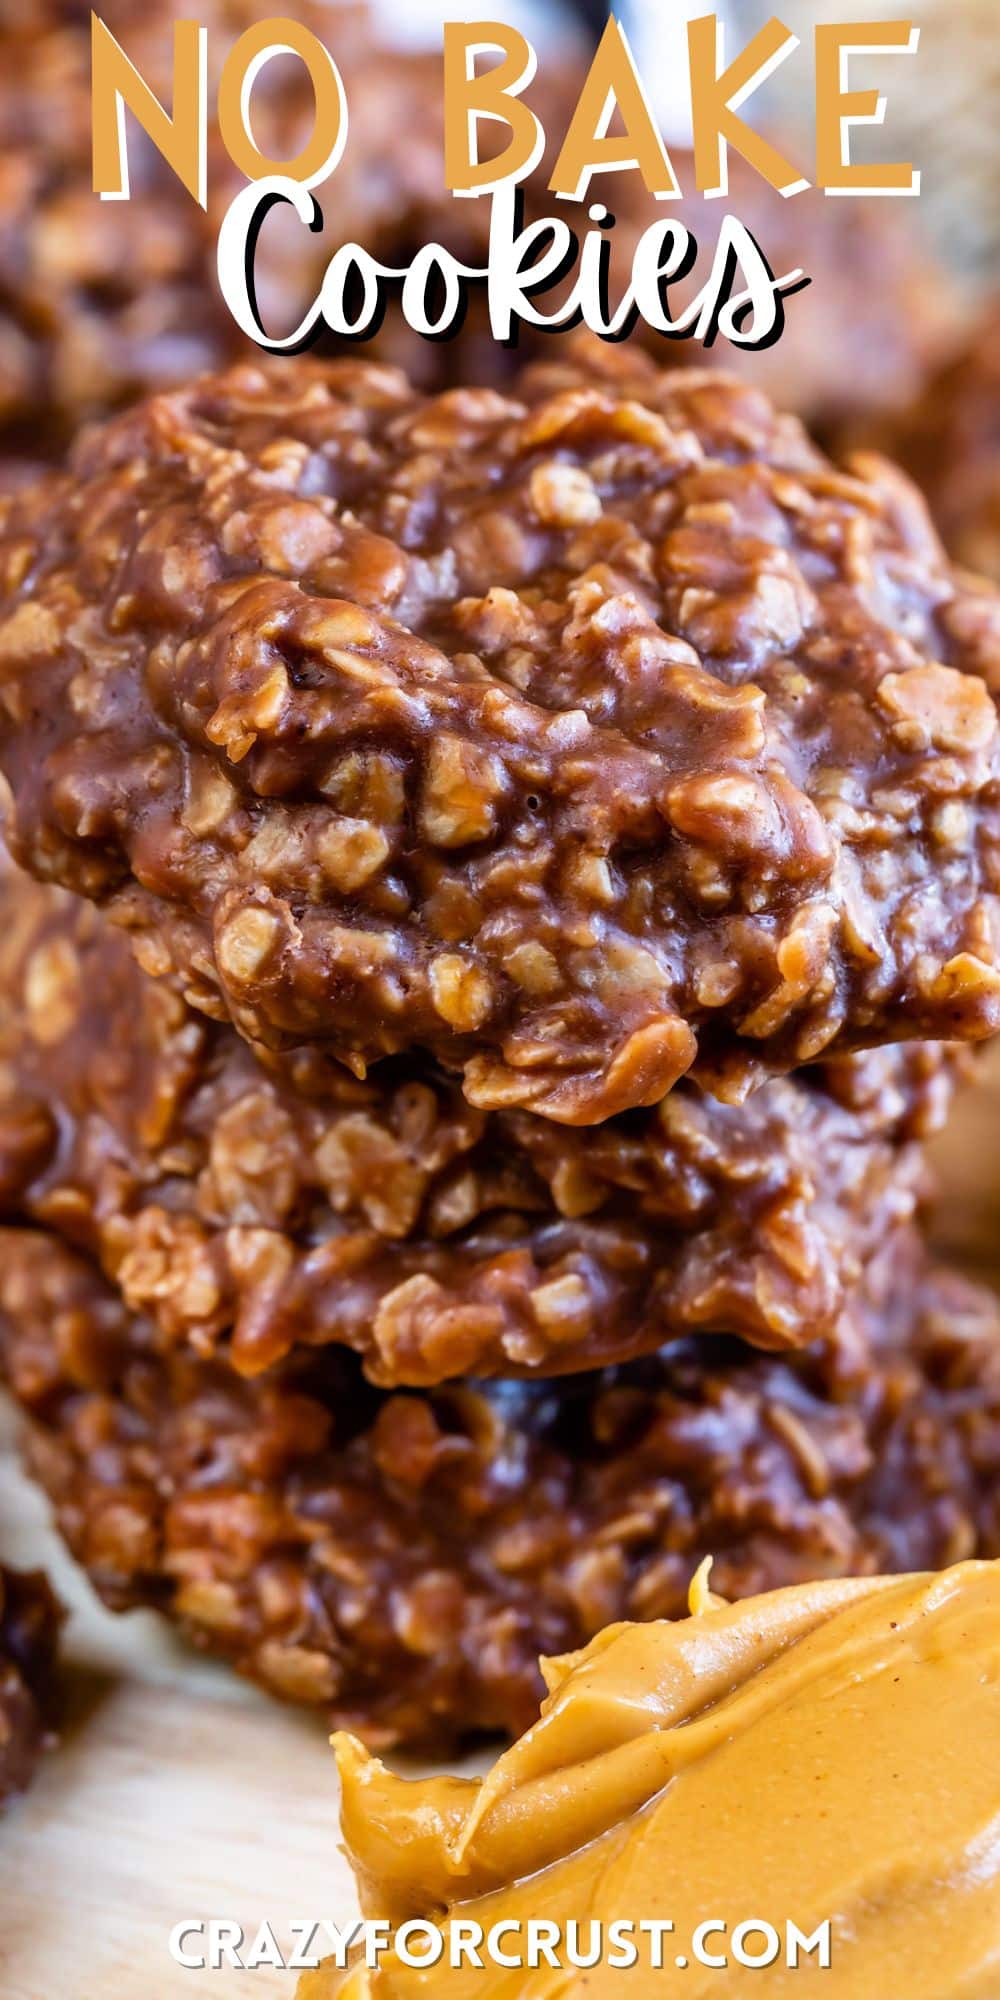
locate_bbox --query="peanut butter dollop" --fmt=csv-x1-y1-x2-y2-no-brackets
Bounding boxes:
300,1562,1000,1997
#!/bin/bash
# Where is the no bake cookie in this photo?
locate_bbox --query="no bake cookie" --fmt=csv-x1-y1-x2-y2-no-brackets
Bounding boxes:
3,1225,996,1748
0,844,952,1381
2,354,1000,1120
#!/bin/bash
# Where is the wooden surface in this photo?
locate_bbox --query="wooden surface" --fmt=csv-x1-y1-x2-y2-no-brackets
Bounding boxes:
0,1049,997,1998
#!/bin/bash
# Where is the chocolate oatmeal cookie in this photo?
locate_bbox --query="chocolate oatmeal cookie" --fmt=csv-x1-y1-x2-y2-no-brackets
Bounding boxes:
2,351,999,1121
3,1226,996,1748
0,1560,62,1808
0,844,951,1382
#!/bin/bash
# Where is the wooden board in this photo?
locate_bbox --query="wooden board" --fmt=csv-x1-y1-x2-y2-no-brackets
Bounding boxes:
0,1051,998,1997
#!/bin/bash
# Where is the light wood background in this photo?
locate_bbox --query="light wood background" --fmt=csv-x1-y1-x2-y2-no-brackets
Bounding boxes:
0,1047,996,1998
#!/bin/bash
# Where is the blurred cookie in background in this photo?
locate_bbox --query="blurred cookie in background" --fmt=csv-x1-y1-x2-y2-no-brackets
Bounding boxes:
888,307,1000,582
927,1031,1000,1292
0,0,959,462
0,0,583,452
602,157,956,438
0,0,329,451
713,0,1000,285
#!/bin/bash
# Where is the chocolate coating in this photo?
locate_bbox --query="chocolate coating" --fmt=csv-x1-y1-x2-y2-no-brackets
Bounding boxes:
2,351,1000,1122
0,844,952,1382
0,1560,62,1808
3,1225,997,1749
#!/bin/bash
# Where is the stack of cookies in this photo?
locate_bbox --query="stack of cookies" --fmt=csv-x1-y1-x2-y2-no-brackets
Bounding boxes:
1,339,999,1747
1,0,999,1754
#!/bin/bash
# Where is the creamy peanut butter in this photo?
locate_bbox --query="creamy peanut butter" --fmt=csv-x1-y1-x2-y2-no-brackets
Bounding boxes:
300,1562,1000,1997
